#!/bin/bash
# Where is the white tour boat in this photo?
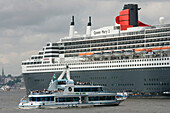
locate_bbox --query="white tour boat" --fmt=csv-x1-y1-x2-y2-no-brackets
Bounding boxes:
18,66,126,109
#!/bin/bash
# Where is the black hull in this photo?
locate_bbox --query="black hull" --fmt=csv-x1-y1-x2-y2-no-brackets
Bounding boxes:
23,67,170,93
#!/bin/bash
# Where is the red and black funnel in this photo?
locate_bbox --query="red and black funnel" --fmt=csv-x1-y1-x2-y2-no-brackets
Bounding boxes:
116,4,150,30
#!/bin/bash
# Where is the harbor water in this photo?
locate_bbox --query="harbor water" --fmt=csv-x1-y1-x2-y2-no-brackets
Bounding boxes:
0,90,170,113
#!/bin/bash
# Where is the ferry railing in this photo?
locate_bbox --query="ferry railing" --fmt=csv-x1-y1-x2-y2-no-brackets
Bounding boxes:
20,95,28,103
30,90,65,95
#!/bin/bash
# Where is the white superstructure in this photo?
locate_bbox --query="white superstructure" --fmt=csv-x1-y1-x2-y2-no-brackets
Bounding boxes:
21,23,170,73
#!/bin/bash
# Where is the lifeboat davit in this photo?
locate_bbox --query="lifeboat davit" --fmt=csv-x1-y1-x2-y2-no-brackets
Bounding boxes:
152,47,162,52
135,48,146,53
161,46,170,51
124,49,134,55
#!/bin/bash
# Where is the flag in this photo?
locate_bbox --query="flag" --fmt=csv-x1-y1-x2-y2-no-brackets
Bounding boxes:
53,74,56,79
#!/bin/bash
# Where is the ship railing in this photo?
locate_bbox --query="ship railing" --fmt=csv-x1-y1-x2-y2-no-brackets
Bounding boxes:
61,24,170,42
30,90,64,95
61,32,146,42
74,82,92,85
155,24,170,28
61,33,120,42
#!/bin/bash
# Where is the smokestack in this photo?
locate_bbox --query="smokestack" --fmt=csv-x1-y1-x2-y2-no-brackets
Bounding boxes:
86,16,92,36
69,16,75,37
123,4,139,27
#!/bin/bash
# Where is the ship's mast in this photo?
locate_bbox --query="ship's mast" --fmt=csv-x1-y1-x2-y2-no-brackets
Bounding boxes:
57,65,71,80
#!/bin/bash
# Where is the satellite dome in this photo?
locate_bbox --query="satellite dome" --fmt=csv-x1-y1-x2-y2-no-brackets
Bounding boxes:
159,17,165,24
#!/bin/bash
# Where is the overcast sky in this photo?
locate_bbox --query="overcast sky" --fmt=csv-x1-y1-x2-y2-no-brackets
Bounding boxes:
0,0,170,76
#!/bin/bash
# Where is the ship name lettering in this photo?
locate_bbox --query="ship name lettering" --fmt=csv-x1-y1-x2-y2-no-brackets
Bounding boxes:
94,31,101,35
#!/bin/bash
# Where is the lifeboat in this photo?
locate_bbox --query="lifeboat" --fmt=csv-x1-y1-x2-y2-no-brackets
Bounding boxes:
144,48,153,56
124,49,134,55
161,46,170,51
78,53,86,58
94,51,103,58
152,47,162,52
85,52,94,57
135,48,146,53
103,50,113,57
145,48,152,52
114,50,123,56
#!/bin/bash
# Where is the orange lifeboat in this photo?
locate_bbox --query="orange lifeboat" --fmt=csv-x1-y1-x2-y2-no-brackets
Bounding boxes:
135,48,146,53
152,47,162,52
145,48,152,52
85,52,94,56
78,53,86,57
161,46,170,51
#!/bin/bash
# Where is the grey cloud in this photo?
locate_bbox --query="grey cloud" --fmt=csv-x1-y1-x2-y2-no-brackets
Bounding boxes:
0,0,86,28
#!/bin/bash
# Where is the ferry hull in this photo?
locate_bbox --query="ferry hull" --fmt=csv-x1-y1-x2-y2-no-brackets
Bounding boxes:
19,101,119,109
23,67,170,93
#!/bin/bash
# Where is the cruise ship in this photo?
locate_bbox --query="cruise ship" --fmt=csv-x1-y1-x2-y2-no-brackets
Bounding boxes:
22,4,170,94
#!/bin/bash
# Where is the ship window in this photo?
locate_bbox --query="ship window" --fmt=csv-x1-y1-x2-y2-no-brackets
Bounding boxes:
88,96,115,101
57,81,66,85
52,43,58,46
47,43,50,46
56,97,79,102
46,47,59,49
45,51,59,54
30,96,54,101
44,55,59,58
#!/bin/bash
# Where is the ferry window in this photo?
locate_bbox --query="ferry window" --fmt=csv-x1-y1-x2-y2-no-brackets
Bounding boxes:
74,88,81,92
92,88,98,92
84,88,91,92
30,97,54,101
58,81,66,85
88,96,115,101
56,97,79,102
